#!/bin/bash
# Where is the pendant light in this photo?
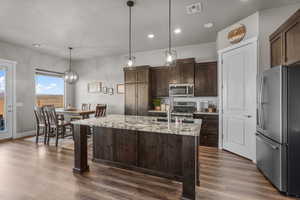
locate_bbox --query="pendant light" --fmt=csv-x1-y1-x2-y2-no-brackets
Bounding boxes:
64,47,79,84
125,0,135,68
164,0,177,67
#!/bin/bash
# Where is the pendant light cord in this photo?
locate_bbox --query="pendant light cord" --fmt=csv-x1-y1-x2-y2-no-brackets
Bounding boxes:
69,47,72,71
169,0,171,52
129,5,132,60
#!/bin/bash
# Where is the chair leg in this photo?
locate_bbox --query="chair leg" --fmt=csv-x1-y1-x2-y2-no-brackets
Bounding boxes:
71,125,74,140
55,128,59,147
62,127,65,139
43,127,47,144
36,126,40,144
47,128,51,145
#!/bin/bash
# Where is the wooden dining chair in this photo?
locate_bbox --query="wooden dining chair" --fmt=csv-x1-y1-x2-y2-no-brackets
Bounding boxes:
82,103,91,111
95,105,107,117
44,105,73,147
34,107,47,144
70,103,91,121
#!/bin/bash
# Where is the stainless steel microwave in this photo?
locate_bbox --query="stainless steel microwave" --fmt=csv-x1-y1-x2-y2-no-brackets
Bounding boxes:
169,84,194,97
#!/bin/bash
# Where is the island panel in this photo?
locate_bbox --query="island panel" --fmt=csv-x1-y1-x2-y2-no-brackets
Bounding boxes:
93,127,188,181
73,115,201,200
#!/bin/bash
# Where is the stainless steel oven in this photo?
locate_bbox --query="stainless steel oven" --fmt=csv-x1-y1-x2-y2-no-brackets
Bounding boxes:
169,84,194,97
172,101,196,119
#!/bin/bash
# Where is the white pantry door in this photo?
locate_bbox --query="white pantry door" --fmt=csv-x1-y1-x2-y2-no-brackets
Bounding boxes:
221,41,257,160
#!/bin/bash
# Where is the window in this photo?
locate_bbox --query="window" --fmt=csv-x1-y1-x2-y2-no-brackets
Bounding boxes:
35,72,65,108
0,69,6,131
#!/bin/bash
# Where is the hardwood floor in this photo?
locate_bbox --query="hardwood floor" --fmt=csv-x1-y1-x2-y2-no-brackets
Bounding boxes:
0,139,296,200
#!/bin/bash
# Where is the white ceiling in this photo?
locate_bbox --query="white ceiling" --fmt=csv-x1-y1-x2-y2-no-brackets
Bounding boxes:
0,0,299,60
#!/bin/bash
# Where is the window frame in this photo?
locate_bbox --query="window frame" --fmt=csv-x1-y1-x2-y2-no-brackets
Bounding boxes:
34,69,66,108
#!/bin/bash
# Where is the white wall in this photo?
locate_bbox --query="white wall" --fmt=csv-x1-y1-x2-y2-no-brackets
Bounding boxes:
72,42,217,114
259,3,300,72
217,12,259,50
0,40,70,137
217,4,300,72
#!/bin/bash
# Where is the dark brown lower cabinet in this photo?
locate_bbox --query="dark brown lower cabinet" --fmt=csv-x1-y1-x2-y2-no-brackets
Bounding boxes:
92,127,198,182
114,129,137,165
194,114,219,147
138,132,182,176
93,127,114,161
76,125,198,200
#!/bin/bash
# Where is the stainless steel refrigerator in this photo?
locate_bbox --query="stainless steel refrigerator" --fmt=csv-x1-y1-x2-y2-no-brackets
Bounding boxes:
257,65,300,196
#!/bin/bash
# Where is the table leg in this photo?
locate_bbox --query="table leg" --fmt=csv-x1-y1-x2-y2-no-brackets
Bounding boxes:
73,124,89,174
182,136,197,200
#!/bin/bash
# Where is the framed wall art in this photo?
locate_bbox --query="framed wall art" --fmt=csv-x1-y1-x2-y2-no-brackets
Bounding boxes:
117,84,124,94
88,81,102,93
102,87,108,94
108,88,114,95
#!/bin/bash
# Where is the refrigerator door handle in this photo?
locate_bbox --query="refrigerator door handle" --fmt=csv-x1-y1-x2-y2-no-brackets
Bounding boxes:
260,76,265,130
256,134,279,150
257,75,264,129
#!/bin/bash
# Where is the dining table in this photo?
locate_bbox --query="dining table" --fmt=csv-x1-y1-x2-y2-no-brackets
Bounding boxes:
55,108,96,119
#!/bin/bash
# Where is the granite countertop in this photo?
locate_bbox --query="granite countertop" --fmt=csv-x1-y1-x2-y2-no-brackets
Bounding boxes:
148,110,219,116
72,114,202,137
193,111,219,116
148,110,167,113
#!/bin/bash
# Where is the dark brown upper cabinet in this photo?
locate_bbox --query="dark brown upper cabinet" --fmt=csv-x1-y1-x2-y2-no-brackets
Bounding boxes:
124,66,149,84
169,58,195,84
168,66,180,84
150,67,169,98
270,9,300,67
194,62,218,97
124,66,150,116
270,34,283,67
176,58,195,84
150,58,195,98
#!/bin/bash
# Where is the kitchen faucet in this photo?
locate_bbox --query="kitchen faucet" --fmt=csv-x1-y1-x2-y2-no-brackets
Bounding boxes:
167,96,174,130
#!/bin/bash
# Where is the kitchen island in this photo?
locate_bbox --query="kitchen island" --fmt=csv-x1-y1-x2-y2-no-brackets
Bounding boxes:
72,115,201,200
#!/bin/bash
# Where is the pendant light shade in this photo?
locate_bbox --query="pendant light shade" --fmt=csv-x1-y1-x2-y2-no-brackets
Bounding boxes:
164,0,177,67
64,47,79,84
125,0,135,68
165,49,177,66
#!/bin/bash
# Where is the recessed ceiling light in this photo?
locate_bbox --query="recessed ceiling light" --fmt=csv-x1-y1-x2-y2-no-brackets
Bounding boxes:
148,34,155,39
204,22,214,28
32,43,41,48
174,28,182,34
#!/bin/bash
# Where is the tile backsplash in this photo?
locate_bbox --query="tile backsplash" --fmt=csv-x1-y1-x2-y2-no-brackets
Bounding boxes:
158,97,219,112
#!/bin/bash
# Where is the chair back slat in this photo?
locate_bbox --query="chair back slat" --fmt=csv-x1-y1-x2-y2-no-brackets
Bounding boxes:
34,107,46,125
82,103,91,111
43,105,58,125
95,105,107,118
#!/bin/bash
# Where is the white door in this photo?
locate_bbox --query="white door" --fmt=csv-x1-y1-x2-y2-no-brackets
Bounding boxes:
221,41,257,160
0,61,14,139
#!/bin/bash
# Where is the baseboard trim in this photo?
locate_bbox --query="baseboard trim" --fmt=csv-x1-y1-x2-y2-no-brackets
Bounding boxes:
15,130,36,139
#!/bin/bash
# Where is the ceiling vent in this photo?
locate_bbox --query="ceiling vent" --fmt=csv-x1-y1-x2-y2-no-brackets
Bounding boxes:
186,2,202,15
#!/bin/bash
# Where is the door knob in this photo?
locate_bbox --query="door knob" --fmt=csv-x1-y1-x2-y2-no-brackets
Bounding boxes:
245,115,252,118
